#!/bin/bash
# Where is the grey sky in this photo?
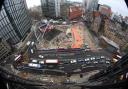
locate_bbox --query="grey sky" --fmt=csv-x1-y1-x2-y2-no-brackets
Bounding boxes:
99,0,128,17
26,0,128,17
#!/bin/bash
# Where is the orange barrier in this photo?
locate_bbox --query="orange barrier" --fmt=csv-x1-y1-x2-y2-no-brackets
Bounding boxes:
71,25,83,48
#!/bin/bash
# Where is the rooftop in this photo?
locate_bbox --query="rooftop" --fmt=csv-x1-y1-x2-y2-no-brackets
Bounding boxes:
101,36,119,49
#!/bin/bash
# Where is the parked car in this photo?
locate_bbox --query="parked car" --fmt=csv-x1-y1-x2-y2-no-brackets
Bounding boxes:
70,59,77,63
28,63,41,68
38,55,44,58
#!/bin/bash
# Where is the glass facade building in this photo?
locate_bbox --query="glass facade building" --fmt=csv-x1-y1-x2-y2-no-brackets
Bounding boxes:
84,0,99,12
0,0,31,45
41,0,62,18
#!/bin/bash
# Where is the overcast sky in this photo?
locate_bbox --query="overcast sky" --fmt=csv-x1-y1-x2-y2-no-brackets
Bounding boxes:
26,0,128,17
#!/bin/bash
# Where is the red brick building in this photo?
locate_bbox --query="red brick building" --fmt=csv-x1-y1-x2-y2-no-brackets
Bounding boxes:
68,6,83,20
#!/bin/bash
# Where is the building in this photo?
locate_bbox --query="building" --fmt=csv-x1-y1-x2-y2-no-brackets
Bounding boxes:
91,11,101,33
99,4,112,17
41,0,83,20
60,2,70,19
99,36,119,53
41,0,65,18
83,0,99,12
0,0,32,45
0,38,11,61
68,5,83,20
104,19,127,50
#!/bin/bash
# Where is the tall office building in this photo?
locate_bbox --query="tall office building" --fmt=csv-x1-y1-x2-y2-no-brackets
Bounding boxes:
83,0,99,12
0,0,32,45
41,0,66,18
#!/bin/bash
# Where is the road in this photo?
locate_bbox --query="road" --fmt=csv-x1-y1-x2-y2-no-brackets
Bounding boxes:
83,23,97,50
17,48,112,74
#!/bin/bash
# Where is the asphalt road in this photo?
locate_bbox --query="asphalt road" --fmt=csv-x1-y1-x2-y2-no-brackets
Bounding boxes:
30,49,112,60
16,48,111,74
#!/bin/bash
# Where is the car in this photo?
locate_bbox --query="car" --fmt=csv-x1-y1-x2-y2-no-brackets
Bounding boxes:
32,60,38,63
101,56,105,58
39,60,44,64
77,59,84,63
38,55,44,58
92,57,95,60
92,57,94,60
90,57,93,60
70,59,77,63
28,63,41,68
26,41,31,46
86,61,90,64
72,21,77,23
116,55,122,59
106,61,110,64
85,58,87,61
96,56,100,59
85,48,90,51
59,66,64,69
106,58,110,61
62,21,67,25
31,41,34,46
93,61,98,64
86,45,89,48
86,58,90,61
100,60,105,63
30,49,34,54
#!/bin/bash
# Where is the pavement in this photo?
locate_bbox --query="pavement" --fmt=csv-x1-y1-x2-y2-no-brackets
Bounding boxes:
69,70,99,83
83,24,97,51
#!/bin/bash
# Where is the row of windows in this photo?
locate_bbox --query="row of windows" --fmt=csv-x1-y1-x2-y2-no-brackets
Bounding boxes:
0,21,20,43
7,5,25,15
14,13,28,31
5,4,25,14
0,29,11,38
14,10,27,21
14,3,25,10
0,9,7,20
0,24,12,35
7,8,30,38
17,17,30,36
0,49,10,58
20,20,31,35
0,51,10,60
2,32,20,44
0,44,8,50
0,18,13,30
0,17,10,28
4,0,24,7
9,8,27,21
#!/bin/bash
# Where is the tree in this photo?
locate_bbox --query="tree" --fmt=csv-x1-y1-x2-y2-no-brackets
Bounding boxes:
29,8,42,20
121,21,128,31
124,45,128,53
67,45,71,48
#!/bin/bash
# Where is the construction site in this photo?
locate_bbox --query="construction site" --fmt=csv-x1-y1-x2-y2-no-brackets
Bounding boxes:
35,20,97,51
